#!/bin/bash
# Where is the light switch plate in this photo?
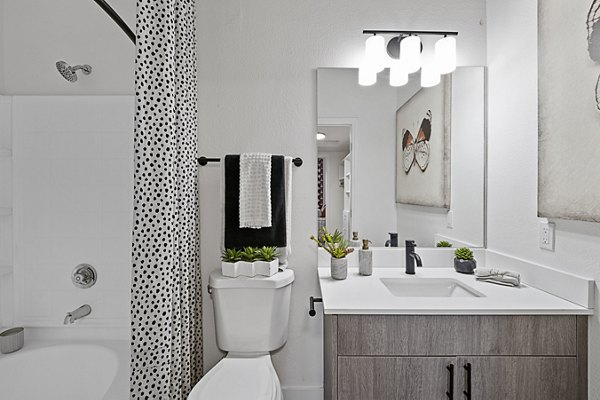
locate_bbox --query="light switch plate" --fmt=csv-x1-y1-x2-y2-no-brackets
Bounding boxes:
539,221,555,251
447,210,454,229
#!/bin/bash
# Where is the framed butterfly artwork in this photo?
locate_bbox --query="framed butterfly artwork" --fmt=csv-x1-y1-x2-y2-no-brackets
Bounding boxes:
538,0,600,222
395,75,451,208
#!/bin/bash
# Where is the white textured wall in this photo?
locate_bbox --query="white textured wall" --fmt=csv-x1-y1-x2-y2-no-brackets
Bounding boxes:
0,96,13,328
0,0,6,93
12,96,133,329
486,0,600,394
2,0,134,95
197,0,487,396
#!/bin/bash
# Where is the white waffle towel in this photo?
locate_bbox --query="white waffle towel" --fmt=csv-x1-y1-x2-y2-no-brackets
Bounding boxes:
239,153,272,228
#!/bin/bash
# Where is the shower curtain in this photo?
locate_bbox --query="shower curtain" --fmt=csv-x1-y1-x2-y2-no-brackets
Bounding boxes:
130,0,202,398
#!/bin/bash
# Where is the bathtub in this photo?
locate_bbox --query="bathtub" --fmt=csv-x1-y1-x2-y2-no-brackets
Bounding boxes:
0,339,129,399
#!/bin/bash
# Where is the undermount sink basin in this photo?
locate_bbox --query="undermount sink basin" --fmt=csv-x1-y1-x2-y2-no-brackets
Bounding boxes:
380,278,485,298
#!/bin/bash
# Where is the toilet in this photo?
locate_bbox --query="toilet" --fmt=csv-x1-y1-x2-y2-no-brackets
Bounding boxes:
188,268,295,400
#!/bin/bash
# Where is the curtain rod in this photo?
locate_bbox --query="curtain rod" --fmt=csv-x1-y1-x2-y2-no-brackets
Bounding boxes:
92,0,136,44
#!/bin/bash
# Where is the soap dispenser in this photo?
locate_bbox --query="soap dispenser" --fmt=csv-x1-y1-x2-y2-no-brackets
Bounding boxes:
359,239,373,276
349,231,361,247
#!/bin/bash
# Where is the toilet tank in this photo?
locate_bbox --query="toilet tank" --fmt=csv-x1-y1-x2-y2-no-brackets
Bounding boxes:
209,269,294,353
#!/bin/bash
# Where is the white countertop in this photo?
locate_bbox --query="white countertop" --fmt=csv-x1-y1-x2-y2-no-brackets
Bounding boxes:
317,267,593,315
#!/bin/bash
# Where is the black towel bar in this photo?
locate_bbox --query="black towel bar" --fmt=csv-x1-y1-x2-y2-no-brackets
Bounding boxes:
198,156,303,167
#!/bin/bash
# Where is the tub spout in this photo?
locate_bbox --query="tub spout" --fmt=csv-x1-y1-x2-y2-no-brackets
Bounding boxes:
64,304,92,325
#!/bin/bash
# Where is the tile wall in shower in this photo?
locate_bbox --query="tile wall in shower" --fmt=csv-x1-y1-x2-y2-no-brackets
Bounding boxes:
12,96,134,328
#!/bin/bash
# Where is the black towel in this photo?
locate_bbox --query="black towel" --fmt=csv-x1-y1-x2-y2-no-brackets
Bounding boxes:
224,155,287,249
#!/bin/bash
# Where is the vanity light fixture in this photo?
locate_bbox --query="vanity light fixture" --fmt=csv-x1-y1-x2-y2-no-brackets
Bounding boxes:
359,30,458,88
358,65,377,86
316,132,327,140
365,34,386,73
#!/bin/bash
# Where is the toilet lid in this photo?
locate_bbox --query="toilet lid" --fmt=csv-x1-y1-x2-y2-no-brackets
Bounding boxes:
187,355,281,400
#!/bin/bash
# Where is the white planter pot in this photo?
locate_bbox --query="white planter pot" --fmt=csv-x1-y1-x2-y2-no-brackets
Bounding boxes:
238,261,255,277
222,259,280,278
255,259,279,277
221,261,239,277
331,257,348,280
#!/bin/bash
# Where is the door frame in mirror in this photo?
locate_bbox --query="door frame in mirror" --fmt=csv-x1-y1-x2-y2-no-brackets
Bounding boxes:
318,117,359,239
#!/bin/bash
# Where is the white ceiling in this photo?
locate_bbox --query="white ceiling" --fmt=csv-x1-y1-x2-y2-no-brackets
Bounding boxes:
317,125,350,152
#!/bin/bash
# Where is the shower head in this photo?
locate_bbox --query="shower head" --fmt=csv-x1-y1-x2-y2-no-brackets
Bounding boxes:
56,61,92,83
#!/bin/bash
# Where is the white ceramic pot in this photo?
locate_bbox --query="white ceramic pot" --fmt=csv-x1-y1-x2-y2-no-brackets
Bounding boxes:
221,261,239,277
238,261,255,277
255,259,279,277
331,257,348,280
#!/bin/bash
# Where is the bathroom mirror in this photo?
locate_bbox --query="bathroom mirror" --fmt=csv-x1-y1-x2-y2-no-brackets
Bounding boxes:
316,67,486,248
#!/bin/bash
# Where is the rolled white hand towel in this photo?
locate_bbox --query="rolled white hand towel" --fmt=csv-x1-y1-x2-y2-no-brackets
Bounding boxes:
475,268,520,287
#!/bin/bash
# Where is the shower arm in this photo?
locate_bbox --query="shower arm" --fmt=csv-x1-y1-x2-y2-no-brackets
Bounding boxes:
92,0,136,44
71,65,93,74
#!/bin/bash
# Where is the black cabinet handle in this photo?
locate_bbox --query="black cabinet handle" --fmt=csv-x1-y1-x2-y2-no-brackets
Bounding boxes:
446,363,454,399
463,363,472,399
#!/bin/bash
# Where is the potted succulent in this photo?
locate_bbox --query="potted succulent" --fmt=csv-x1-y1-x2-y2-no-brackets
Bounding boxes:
454,247,476,274
221,246,280,278
255,246,280,277
239,246,259,276
310,227,354,280
221,248,242,277
436,240,453,248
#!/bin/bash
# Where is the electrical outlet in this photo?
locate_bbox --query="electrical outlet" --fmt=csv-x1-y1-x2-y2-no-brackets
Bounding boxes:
539,221,555,251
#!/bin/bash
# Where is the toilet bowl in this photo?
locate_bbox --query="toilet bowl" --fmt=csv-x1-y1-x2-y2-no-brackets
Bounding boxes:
187,269,294,400
187,354,282,400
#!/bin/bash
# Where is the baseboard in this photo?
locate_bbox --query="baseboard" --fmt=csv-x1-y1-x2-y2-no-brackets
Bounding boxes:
282,386,323,400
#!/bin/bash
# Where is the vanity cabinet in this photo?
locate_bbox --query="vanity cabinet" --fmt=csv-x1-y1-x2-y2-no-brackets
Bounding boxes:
324,314,587,400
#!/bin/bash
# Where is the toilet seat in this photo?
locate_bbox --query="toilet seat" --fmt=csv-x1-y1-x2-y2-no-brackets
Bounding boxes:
187,354,282,400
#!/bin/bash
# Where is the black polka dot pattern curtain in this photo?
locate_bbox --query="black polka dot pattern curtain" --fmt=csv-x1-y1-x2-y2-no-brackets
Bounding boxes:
130,0,202,398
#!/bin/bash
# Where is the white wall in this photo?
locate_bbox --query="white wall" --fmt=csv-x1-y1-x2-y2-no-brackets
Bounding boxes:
2,0,134,95
318,68,398,246
486,0,600,394
197,0,487,396
0,0,6,93
12,96,133,330
0,96,13,328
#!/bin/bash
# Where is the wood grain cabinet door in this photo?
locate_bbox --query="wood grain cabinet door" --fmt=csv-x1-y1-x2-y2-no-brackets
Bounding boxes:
338,356,456,400
457,357,578,400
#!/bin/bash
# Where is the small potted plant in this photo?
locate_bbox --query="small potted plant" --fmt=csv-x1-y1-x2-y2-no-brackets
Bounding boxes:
310,227,354,280
454,247,476,274
436,240,453,248
239,246,258,276
221,248,242,277
255,246,279,277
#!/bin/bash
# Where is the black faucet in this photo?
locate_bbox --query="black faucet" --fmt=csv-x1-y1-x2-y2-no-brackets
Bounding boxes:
405,240,422,274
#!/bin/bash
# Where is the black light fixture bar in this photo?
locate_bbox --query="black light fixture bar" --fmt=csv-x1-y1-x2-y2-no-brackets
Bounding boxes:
93,0,136,44
363,30,458,36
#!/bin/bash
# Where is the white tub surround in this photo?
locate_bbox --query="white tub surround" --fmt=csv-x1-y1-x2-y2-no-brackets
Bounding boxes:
317,247,594,315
